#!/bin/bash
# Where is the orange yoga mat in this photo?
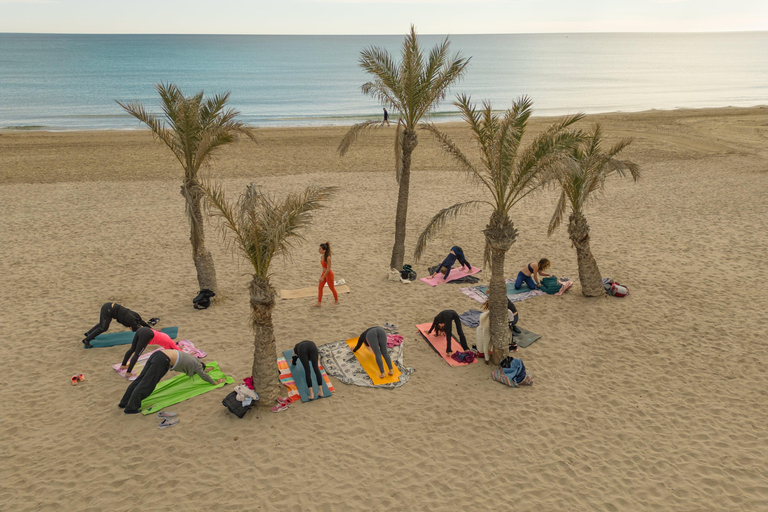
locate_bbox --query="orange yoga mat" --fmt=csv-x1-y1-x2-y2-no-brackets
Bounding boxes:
345,338,401,385
416,323,477,367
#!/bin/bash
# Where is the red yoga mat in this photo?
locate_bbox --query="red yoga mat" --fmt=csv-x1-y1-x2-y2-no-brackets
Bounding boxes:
416,323,477,367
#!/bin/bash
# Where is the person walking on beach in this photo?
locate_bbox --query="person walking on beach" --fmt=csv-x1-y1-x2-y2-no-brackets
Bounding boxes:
428,310,470,355
291,340,326,400
382,108,390,126
82,302,150,348
429,246,471,282
352,326,395,379
515,258,551,291
314,242,338,307
118,349,225,414
120,326,181,376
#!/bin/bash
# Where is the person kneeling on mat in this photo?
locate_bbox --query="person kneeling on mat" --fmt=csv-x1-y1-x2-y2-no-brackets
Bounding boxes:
119,349,225,414
120,326,181,376
352,326,395,379
291,340,327,400
82,302,150,348
428,310,470,355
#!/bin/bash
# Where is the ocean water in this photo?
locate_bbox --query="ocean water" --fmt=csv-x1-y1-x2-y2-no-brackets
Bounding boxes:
0,32,766,130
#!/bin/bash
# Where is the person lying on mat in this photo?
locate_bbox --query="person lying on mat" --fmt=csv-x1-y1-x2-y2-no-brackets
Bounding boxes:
515,258,551,291
428,310,470,355
82,302,150,348
119,350,225,414
291,340,327,400
429,246,471,282
352,326,395,379
120,326,181,375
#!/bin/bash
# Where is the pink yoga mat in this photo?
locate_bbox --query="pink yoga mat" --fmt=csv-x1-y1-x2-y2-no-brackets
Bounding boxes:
419,266,481,286
416,323,477,367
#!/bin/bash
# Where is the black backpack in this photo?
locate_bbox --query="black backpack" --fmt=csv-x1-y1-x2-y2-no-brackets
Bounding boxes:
222,391,253,419
400,264,417,281
193,289,216,310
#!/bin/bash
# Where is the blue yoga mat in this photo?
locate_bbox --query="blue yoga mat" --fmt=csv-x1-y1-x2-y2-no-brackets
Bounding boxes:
88,327,179,348
282,349,331,402
477,282,534,295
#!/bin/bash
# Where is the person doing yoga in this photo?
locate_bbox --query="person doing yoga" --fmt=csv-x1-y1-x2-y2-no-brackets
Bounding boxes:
118,349,225,414
515,258,551,291
428,310,470,354
430,246,471,282
120,326,181,375
82,302,150,348
314,242,338,307
352,326,395,379
291,340,327,400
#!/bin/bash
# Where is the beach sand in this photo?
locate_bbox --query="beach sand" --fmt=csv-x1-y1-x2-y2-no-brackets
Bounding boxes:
1,106,767,511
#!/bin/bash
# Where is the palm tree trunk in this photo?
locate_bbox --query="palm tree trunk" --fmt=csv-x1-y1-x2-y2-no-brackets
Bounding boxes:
249,276,282,406
389,129,418,270
182,183,218,293
484,211,518,366
568,212,604,297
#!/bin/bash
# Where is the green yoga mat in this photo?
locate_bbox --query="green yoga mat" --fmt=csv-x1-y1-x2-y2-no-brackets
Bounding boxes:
283,349,331,402
515,327,542,348
88,327,178,348
477,282,534,295
140,361,233,415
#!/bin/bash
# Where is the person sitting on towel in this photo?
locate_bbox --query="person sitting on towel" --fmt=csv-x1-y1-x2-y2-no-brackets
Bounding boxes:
428,310,470,355
352,326,395,379
82,302,150,348
429,246,471,282
514,258,551,291
119,350,225,414
291,340,327,400
120,326,181,376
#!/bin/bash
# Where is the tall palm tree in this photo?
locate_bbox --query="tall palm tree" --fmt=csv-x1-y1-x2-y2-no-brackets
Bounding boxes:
415,95,583,365
338,25,470,270
202,181,335,404
548,124,639,296
117,83,256,294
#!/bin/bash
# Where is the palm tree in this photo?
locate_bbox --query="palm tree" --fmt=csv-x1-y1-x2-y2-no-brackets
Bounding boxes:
338,25,470,270
117,83,256,294
202,181,335,404
414,95,583,365
548,124,639,296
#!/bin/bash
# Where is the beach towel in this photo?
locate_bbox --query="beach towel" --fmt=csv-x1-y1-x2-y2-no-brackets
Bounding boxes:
419,266,481,287
279,284,350,300
514,327,542,349
459,309,483,328
317,340,414,389
345,338,402,385
139,361,233,415
277,356,301,403
386,334,404,348
460,279,546,304
112,339,207,381
416,323,478,367
89,326,179,348
282,349,334,402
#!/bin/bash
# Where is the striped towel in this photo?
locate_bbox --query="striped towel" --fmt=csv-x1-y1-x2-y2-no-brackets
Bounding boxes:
277,355,335,403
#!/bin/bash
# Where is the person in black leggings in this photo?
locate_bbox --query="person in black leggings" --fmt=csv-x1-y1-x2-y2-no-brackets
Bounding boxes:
82,302,149,348
428,309,470,354
352,326,394,379
291,341,326,400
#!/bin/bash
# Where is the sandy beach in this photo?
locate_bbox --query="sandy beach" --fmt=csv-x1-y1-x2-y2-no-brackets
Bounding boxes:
1,106,767,511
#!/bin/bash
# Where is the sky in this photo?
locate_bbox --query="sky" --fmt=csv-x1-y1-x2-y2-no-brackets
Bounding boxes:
0,0,766,34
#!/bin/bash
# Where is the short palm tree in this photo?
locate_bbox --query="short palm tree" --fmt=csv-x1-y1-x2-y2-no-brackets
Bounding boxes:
548,124,639,296
117,83,256,294
338,25,470,270
415,95,583,365
202,181,335,404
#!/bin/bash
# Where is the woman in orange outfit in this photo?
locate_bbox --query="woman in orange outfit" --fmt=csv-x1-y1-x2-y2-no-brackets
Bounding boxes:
314,242,338,307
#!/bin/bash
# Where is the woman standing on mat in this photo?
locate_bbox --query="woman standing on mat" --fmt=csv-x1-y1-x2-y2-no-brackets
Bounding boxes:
429,246,471,282
82,302,150,348
515,258,552,291
428,310,470,354
352,326,395,379
118,350,225,414
291,340,326,400
314,242,338,307
120,326,181,376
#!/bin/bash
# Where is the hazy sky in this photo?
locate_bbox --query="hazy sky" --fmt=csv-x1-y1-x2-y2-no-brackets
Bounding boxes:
1,0,766,34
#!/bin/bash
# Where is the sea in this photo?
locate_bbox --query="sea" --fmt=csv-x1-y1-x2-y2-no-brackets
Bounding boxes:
0,32,766,131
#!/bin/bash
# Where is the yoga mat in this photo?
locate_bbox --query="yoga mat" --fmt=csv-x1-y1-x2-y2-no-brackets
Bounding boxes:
282,349,333,402
279,284,350,300
345,338,401,385
139,361,233,415
89,326,178,348
477,282,534,295
112,339,207,381
415,323,477,367
419,266,481,287
515,327,542,349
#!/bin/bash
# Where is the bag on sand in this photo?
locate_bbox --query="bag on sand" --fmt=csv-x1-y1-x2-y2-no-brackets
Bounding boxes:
492,357,532,387
388,268,402,282
193,289,216,310
222,391,253,418
603,278,629,297
400,264,417,281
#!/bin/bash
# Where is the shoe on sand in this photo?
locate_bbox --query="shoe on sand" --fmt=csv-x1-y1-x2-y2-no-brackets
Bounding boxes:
271,402,289,413
158,418,179,429
157,411,178,419
276,397,291,406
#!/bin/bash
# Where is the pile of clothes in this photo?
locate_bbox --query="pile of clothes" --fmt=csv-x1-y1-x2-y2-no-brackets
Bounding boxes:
222,377,259,418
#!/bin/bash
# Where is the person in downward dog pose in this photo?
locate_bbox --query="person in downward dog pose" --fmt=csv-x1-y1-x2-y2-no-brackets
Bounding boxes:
82,302,150,348
352,326,395,379
314,242,338,307
120,326,181,376
514,258,551,291
429,246,471,282
291,340,327,400
428,310,470,355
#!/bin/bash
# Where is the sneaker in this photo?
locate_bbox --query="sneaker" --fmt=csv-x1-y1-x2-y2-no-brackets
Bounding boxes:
158,418,179,429
276,396,291,406
157,411,178,419
270,402,289,413
509,344,518,353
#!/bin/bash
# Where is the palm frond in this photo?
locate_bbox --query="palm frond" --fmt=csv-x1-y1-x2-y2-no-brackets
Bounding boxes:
338,120,381,156
420,122,489,189
547,190,569,236
413,200,487,261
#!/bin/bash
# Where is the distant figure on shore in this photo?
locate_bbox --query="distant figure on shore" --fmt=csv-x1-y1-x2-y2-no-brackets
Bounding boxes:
353,326,395,379
82,302,150,348
314,242,338,307
429,246,471,282
291,340,326,400
515,258,551,291
383,108,390,126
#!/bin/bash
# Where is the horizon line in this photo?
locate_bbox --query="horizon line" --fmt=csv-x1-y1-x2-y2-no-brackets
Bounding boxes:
1,29,766,36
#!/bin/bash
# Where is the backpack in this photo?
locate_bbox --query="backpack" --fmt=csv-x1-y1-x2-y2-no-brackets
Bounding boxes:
193,289,216,309
400,264,417,281
603,278,629,297
221,391,253,418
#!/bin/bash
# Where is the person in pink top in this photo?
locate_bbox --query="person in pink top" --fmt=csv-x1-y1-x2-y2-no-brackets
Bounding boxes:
120,327,180,375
